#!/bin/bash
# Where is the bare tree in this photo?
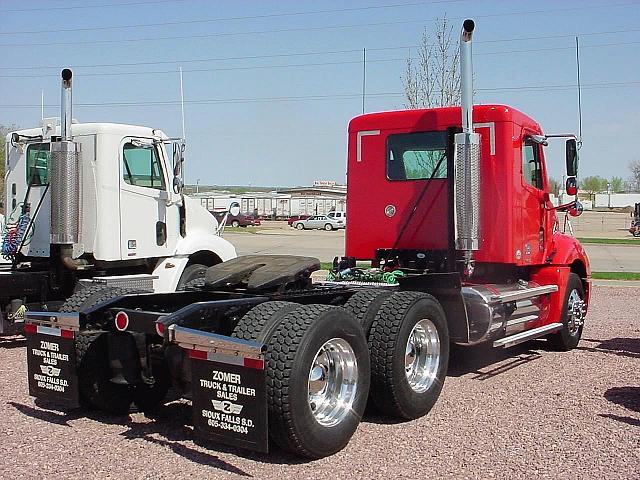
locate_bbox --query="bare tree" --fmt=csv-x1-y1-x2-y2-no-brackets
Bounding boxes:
402,16,461,109
0,124,19,211
629,159,640,192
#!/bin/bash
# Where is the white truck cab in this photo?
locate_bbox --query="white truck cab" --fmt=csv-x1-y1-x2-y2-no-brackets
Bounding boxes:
4,121,236,292
0,70,236,336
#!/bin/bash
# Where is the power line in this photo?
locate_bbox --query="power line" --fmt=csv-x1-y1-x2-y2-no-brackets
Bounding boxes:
2,40,639,79
0,0,466,34
3,80,638,109
0,58,406,79
1,1,637,47
1,0,191,13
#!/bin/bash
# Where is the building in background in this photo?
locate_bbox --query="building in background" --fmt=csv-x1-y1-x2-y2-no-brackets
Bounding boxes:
193,183,346,219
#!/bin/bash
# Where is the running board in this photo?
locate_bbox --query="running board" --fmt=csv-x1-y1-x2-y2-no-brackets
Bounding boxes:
493,322,562,348
493,285,558,304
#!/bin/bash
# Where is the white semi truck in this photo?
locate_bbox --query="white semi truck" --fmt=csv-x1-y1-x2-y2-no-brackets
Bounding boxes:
1,69,236,336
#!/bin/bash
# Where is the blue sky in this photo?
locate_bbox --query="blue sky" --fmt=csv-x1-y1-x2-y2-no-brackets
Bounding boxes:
1,0,639,187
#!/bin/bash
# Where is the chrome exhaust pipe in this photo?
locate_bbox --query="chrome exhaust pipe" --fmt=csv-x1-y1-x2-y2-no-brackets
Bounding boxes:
61,68,73,141
50,68,82,254
460,19,474,134
455,19,481,265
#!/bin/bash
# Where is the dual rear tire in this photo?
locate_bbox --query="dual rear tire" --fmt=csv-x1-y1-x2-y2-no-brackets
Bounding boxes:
232,302,370,459
234,291,449,458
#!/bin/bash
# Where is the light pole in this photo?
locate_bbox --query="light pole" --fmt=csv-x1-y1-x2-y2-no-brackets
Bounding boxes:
196,178,200,194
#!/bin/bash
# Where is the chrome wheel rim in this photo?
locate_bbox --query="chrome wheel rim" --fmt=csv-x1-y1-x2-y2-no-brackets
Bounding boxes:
405,319,441,393
308,338,358,427
567,289,586,335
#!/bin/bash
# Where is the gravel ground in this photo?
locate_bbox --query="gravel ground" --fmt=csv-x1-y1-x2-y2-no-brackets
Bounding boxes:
0,285,638,480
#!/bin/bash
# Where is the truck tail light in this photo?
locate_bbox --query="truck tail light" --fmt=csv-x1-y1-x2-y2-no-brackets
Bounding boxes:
114,311,129,331
155,321,166,337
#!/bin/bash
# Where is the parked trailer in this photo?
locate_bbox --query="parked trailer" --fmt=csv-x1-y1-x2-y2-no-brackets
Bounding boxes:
24,20,590,459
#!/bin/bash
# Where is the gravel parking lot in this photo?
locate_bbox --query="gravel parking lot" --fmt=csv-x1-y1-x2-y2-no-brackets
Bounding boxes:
0,285,638,479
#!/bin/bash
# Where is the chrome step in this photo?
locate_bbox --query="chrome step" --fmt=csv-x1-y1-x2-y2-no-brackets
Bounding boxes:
493,322,562,348
505,314,539,328
492,284,558,304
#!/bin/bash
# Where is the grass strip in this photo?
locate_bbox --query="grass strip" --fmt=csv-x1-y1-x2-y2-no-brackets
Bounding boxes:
591,271,640,280
578,237,639,245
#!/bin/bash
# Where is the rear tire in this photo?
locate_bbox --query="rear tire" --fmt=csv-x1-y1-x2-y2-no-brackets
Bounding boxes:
231,301,299,343
344,289,393,336
231,220,240,228
266,305,370,458
296,223,304,230
75,332,133,414
547,273,586,351
61,286,141,414
368,291,449,420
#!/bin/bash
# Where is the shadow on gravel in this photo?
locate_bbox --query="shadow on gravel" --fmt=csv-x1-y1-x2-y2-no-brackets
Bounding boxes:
447,341,543,379
600,386,640,427
580,337,640,359
8,400,130,427
119,402,308,473
0,337,26,349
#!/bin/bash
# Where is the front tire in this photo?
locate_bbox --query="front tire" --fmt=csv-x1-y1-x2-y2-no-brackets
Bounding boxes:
547,273,586,351
176,263,208,290
324,223,333,231
231,220,240,228
368,291,449,420
266,305,370,458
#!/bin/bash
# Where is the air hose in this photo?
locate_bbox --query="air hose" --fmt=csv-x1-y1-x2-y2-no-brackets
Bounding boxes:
326,268,405,284
1,212,31,261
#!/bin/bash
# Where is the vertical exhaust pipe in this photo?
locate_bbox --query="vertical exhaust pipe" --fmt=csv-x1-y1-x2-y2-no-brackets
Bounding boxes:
61,68,73,141
455,19,481,268
50,68,83,258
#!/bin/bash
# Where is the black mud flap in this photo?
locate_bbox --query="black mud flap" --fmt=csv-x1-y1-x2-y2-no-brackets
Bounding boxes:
170,325,268,453
25,324,80,408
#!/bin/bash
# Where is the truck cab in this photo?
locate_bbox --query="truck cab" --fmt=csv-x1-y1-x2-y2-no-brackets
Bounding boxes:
2,90,236,335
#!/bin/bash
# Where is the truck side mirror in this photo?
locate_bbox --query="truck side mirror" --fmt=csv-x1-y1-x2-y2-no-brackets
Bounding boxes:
229,202,241,217
565,139,578,177
566,176,578,196
569,201,584,217
172,142,184,177
173,176,184,194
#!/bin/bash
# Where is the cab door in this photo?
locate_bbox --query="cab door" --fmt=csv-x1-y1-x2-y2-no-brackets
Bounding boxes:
520,136,547,265
119,138,177,260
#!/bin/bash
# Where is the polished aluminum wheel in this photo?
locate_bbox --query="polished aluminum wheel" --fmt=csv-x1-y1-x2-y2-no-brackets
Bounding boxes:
405,318,441,393
307,338,358,427
567,289,586,334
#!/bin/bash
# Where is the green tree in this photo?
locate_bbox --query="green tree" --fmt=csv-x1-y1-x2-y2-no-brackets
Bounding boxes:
630,160,640,191
580,175,607,194
548,177,561,196
609,176,624,193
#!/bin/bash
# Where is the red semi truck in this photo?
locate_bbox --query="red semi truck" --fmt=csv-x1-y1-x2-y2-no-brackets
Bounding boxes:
23,19,589,459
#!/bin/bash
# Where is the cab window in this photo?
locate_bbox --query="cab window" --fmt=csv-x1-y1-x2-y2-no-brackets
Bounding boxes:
387,131,448,181
26,143,50,186
122,141,165,190
522,138,543,190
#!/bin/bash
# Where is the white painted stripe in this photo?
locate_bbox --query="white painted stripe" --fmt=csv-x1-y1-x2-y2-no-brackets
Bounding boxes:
356,130,380,162
37,325,62,337
473,122,496,155
207,351,245,366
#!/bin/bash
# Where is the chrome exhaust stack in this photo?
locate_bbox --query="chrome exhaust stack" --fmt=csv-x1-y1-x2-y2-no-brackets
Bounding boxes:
50,69,83,259
455,19,481,268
